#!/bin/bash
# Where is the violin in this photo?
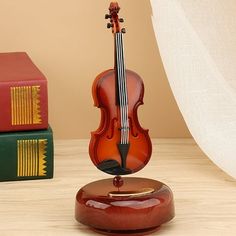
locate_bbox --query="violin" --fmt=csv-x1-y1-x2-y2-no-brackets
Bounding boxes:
89,2,152,175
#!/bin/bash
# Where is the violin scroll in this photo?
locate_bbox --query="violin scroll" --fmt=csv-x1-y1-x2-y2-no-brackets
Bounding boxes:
105,2,125,34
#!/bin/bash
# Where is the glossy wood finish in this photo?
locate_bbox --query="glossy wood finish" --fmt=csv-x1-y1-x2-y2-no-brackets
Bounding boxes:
89,2,152,175
75,177,175,235
89,69,152,175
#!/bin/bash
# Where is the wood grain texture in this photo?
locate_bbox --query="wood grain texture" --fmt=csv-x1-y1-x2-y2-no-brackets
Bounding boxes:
0,139,236,236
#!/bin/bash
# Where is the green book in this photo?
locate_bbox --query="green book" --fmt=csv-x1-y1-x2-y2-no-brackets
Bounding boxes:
0,127,53,181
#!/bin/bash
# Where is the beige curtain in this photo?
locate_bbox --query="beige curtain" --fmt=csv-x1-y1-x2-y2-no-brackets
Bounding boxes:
151,0,236,178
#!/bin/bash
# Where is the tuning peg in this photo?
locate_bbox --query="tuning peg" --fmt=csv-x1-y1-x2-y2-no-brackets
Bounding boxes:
119,18,124,23
107,23,114,29
121,28,126,33
105,14,111,19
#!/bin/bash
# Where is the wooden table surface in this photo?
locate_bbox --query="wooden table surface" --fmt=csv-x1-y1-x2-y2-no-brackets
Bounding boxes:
0,139,236,236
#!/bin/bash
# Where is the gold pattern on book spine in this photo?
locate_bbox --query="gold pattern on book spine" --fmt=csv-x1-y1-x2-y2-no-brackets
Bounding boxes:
11,86,42,125
17,139,47,177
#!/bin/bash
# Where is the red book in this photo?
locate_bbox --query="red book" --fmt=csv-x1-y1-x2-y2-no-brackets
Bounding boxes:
0,52,48,132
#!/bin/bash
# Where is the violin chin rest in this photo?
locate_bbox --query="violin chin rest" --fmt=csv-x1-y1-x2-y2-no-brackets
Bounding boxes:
97,159,132,175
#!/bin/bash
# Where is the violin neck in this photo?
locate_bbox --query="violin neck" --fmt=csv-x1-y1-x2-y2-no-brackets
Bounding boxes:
114,32,125,69
114,32,127,106
114,32,130,149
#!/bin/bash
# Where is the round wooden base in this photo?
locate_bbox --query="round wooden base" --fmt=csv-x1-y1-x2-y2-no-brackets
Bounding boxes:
75,177,174,235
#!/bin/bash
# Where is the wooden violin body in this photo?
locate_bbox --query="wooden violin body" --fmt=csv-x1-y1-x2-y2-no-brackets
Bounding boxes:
89,69,152,175
89,2,152,175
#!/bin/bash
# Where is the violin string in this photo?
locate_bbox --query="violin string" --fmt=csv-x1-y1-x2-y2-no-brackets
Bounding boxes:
124,33,129,144
116,33,125,144
115,33,123,143
117,33,129,144
119,33,128,144
118,33,127,144
119,33,129,144
117,33,125,144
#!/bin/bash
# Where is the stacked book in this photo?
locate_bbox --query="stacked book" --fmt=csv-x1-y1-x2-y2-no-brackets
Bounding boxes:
0,52,53,181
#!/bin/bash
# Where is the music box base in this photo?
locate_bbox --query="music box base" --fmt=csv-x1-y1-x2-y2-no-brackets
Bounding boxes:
75,177,175,235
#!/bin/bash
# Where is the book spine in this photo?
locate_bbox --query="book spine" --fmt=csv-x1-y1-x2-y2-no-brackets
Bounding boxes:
0,80,48,132
0,128,53,181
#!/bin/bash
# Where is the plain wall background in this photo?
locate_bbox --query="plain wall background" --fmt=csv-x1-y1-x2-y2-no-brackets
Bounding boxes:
0,0,191,139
